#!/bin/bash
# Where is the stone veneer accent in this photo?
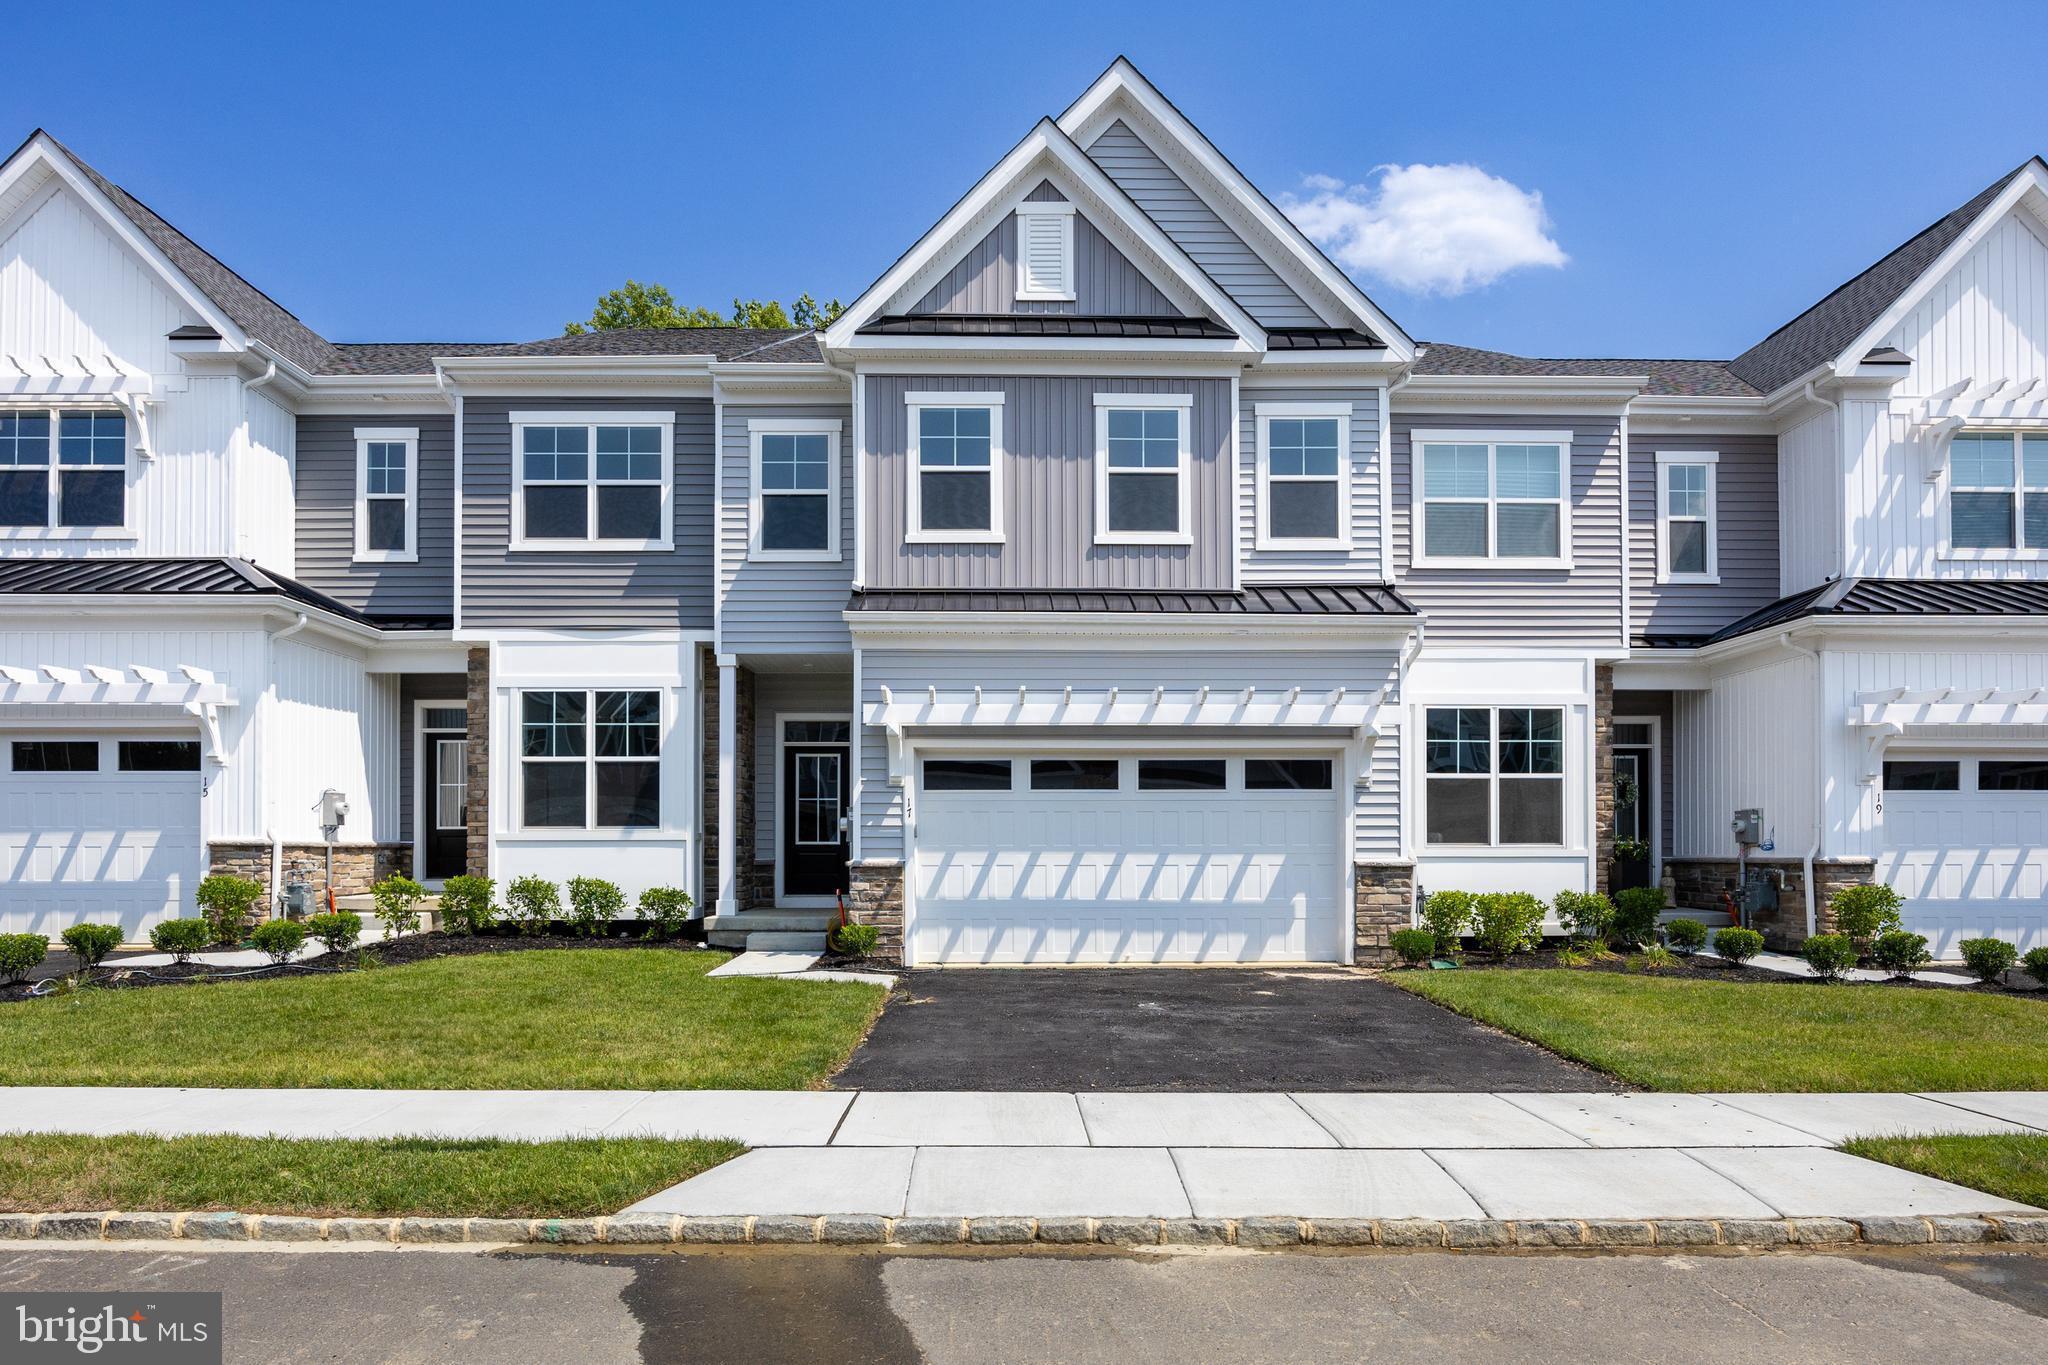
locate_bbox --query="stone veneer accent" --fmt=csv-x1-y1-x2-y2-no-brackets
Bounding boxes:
465,646,490,877
1592,664,1615,896
1353,862,1415,965
207,841,410,909
846,860,905,963
1667,856,1876,948
698,649,759,910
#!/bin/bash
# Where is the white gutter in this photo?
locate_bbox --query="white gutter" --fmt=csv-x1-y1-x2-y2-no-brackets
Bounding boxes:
1777,629,1824,938
435,364,463,635
263,612,308,913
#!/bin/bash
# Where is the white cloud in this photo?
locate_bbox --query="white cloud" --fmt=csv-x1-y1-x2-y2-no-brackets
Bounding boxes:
1281,163,1568,296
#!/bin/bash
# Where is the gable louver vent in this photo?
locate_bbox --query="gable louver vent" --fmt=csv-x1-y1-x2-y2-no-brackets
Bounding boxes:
1015,202,1076,302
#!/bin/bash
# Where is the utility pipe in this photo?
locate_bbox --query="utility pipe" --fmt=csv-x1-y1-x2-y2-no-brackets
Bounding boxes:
1778,629,1824,939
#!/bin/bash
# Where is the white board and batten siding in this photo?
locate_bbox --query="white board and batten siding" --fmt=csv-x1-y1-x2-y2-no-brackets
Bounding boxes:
1777,408,1839,594
1670,650,1818,862
268,635,401,845
1238,385,1384,583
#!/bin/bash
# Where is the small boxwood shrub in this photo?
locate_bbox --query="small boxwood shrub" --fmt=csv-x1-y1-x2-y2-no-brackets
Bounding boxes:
637,886,694,941
1420,890,1475,955
1611,887,1666,948
249,918,306,965
1664,917,1708,954
438,875,496,935
0,933,47,983
1472,891,1545,958
1801,933,1858,983
149,917,211,964
1552,890,1615,944
195,873,264,946
1871,929,1931,980
1389,927,1436,967
60,923,122,970
304,911,362,954
830,922,881,958
2023,945,2048,987
504,876,560,936
1959,936,2019,985
566,876,626,938
369,874,425,938
1829,882,1903,946
1712,925,1765,965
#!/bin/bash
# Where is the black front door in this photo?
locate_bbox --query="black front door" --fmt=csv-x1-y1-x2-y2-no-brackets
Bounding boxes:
783,745,850,897
425,733,468,880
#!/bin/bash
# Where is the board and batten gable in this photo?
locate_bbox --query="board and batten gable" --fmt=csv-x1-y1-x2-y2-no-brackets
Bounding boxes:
718,400,854,654
1238,384,1384,583
862,375,1234,590
906,181,1183,318
1628,432,1779,641
460,396,714,629
1389,411,1625,646
1777,408,1840,595
294,413,454,618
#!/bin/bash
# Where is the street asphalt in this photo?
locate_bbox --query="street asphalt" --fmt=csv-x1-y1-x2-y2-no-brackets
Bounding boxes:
5,1244,2043,1363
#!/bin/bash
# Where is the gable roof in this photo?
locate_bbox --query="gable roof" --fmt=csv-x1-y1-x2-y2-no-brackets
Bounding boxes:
1414,343,1757,397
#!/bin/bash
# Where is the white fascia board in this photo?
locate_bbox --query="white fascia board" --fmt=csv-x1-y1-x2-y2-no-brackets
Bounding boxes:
432,355,717,387
1611,651,1707,689
1055,59,1416,360
841,335,1258,359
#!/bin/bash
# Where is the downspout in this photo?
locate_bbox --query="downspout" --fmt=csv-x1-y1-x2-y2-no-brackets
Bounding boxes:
264,611,309,914
435,364,462,635
811,342,862,589
1396,617,1425,917
1777,628,1823,938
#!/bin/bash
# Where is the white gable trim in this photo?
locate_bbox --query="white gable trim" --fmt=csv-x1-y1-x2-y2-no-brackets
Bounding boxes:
1057,59,1415,361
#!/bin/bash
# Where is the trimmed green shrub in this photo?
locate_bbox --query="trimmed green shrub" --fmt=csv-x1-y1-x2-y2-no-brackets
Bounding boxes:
1552,890,1615,944
1871,929,1931,980
566,877,626,938
504,876,560,936
1802,933,1858,983
195,873,264,945
1471,891,1546,958
830,922,881,958
60,923,122,970
1420,890,1475,955
1712,925,1765,965
1959,937,2019,985
0,933,47,983
370,875,426,938
637,886,694,941
249,918,306,965
1664,917,1708,954
1611,886,1666,948
149,917,211,964
2023,946,2048,987
1829,882,1903,947
1638,943,1676,970
1389,927,1436,967
438,876,496,935
304,912,362,955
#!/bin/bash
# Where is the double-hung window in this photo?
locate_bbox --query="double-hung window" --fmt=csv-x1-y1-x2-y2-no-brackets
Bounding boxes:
1655,451,1717,583
1413,431,1571,567
748,418,840,560
512,411,674,551
520,688,661,829
1095,393,1192,544
0,407,128,535
906,393,1003,542
1948,431,2048,555
354,427,418,562
1256,403,1349,547
1424,705,1566,846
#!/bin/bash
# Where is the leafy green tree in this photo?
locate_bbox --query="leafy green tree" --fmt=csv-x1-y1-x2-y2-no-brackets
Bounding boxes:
564,282,844,335
792,293,846,328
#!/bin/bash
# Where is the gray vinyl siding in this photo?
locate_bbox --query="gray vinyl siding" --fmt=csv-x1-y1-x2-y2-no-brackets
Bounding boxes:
1390,411,1625,646
719,401,855,654
1239,385,1384,583
856,646,1400,863
909,182,1182,317
1613,688,1676,863
752,670,855,862
863,374,1234,590
1085,120,1324,328
294,415,454,617
1629,433,1780,641
460,396,713,629
396,673,466,849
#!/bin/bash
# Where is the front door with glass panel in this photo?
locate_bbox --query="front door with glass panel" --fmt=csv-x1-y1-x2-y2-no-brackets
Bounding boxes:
423,713,468,881
782,723,850,898
1612,721,1654,890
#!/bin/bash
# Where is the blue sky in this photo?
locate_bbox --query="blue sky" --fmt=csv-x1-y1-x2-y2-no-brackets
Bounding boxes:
8,1,2044,358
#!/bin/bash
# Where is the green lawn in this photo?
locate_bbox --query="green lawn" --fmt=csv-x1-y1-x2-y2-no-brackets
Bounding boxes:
0,950,885,1090
0,1133,742,1218
1842,1134,2048,1210
1389,969,2048,1091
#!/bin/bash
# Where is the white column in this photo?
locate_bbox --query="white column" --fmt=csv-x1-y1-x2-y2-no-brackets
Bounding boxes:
716,657,738,917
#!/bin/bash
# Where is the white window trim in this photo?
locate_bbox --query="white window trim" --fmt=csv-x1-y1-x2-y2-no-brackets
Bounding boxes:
1421,704,1571,850
0,403,136,541
1941,428,2048,561
746,418,842,563
1093,392,1194,546
1254,400,1351,551
1653,450,1718,584
905,391,1006,545
1409,428,1574,570
354,426,420,564
509,409,675,553
1013,200,1077,302
515,686,665,834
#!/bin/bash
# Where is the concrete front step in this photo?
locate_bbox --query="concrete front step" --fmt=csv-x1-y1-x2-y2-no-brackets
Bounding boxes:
703,911,835,932
742,931,829,952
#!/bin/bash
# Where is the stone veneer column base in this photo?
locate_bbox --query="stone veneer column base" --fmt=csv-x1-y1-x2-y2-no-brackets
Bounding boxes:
1592,664,1615,896
206,842,412,911
465,646,490,877
847,860,905,964
1354,862,1415,965
1666,856,1875,949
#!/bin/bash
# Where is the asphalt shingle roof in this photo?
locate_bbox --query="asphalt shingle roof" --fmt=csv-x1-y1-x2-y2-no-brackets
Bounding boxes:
1412,343,1760,398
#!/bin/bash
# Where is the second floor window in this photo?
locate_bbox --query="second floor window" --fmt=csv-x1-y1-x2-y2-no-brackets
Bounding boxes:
907,395,1004,543
1949,430,2048,554
1256,404,1348,548
512,412,674,552
354,427,418,562
748,419,841,561
1655,452,1718,583
1094,395,1192,544
0,408,127,534
1413,431,1571,568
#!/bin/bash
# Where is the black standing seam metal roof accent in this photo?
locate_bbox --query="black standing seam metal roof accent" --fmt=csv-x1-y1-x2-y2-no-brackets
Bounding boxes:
1636,577,2048,649
1264,327,1384,350
0,557,449,631
848,583,1415,616
858,314,1236,340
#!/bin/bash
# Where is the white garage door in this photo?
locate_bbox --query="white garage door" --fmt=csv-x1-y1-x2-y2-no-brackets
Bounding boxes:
0,735,203,941
1878,752,2048,959
911,752,1346,965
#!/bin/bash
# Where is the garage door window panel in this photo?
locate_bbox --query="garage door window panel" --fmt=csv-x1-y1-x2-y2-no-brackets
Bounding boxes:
1979,759,2048,792
1884,760,1960,791
117,741,199,772
1137,759,1225,791
12,740,98,772
1246,758,1334,790
923,759,1012,791
1030,759,1119,791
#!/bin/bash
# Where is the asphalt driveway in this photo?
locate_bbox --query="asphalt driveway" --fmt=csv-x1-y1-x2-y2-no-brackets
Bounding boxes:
830,967,1608,1091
